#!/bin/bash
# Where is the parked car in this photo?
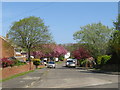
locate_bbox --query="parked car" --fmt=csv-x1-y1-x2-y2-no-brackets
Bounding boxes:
43,58,47,66
55,58,59,62
68,61,76,68
66,58,77,68
47,61,56,68
66,60,73,67
66,58,73,61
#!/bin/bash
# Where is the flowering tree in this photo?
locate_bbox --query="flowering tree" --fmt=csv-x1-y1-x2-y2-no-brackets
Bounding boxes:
32,44,55,58
72,48,97,68
32,44,67,58
52,45,67,57
72,47,90,60
0,58,14,68
32,51,45,58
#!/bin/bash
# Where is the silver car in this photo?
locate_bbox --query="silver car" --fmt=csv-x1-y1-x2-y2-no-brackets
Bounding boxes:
47,61,56,68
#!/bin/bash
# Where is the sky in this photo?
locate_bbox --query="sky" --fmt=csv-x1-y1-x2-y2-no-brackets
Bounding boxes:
1,2,118,44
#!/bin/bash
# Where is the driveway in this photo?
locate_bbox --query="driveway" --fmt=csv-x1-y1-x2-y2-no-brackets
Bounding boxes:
2,62,119,88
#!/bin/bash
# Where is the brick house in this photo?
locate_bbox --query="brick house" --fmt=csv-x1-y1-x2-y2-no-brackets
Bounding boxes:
0,36,14,58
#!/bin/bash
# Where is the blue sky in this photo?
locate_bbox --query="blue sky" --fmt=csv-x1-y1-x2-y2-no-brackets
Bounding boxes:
2,2,118,44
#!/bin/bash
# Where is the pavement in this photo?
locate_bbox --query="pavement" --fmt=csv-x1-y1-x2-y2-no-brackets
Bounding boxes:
1,61,119,89
88,69,120,75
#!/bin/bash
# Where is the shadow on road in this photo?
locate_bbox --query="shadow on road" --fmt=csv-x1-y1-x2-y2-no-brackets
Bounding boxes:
54,66,119,75
78,70,119,75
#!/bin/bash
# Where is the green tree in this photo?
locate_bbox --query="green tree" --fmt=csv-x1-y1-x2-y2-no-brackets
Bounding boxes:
97,55,111,67
8,16,53,62
109,14,120,58
113,14,120,30
63,43,81,52
73,22,113,58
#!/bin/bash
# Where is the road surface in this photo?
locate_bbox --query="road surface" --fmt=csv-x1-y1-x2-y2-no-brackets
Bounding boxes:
2,62,119,89
29,62,119,88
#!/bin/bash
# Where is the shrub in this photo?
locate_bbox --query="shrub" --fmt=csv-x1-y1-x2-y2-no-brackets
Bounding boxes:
0,58,14,68
13,60,26,66
32,59,41,68
59,56,64,61
0,58,27,68
97,55,111,66
9,57,26,66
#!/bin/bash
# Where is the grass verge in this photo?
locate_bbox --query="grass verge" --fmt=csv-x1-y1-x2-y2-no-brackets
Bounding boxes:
0,70,34,82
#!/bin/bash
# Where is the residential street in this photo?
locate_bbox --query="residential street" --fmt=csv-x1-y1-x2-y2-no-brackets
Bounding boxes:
1,2,120,90
2,62,119,89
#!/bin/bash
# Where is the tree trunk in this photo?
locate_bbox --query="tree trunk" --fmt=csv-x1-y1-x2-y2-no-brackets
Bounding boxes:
85,62,88,69
36,65,38,69
28,48,31,70
90,62,93,68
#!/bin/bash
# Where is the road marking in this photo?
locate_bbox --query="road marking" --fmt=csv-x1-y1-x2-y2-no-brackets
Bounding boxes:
25,85,29,88
51,82,114,88
31,82,35,86
50,77,114,88
20,81,25,82
22,76,40,80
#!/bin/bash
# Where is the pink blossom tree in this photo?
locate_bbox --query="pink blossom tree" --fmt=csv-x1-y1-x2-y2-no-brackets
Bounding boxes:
32,44,67,58
52,45,68,57
72,47,90,60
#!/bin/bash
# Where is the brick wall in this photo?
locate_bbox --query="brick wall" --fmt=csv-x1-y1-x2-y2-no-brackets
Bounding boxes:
0,64,35,79
0,38,2,58
0,37,14,59
2,39,14,58
37,65,45,68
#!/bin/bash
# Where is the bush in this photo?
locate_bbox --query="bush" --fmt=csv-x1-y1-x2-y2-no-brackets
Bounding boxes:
32,59,41,68
9,57,26,66
0,58,27,68
59,56,64,61
0,58,14,68
13,60,26,66
97,55,111,66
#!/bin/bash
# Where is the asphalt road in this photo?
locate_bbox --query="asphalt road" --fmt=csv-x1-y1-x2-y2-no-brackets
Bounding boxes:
2,62,119,89
29,62,119,88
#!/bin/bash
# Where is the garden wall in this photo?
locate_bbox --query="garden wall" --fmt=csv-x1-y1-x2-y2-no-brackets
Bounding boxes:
37,65,45,68
0,63,35,79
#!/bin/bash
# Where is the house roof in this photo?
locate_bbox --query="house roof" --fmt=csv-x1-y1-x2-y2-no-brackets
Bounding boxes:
0,35,15,48
0,35,8,41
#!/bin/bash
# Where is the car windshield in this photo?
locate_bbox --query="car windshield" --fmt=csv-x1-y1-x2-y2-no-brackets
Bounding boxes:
67,59,73,61
48,62,55,64
44,60,47,62
69,62,75,64
67,60,73,62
